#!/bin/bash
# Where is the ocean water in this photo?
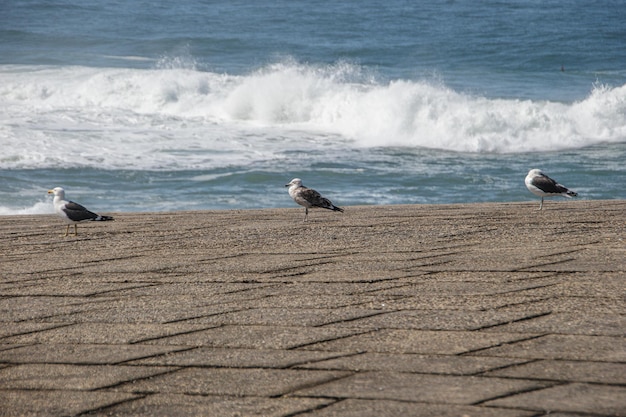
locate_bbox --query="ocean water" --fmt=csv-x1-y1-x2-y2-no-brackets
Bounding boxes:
1,0,625,214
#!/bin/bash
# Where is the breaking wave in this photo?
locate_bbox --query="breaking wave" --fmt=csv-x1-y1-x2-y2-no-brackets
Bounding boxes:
1,61,625,170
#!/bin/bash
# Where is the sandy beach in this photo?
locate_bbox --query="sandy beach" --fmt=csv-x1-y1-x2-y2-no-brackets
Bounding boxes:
1,201,625,416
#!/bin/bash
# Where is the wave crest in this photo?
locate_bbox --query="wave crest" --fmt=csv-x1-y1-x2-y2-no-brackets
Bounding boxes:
218,64,626,152
1,62,625,171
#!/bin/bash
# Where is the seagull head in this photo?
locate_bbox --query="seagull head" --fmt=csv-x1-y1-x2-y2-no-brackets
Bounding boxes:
285,178,303,188
528,169,543,177
47,187,66,199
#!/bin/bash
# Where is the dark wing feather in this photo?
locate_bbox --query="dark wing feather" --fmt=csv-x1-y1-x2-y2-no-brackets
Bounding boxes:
321,197,344,212
532,174,569,194
300,188,327,208
62,201,99,222
318,197,334,209
301,188,343,211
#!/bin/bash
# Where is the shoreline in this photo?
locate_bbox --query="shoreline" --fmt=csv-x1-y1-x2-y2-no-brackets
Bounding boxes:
1,200,625,416
4,198,625,216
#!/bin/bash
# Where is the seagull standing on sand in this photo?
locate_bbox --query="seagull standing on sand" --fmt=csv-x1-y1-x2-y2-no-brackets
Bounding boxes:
524,169,578,210
285,178,344,221
48,187,114,236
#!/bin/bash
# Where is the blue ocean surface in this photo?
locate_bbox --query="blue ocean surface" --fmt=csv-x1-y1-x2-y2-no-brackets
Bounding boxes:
1,0,625,214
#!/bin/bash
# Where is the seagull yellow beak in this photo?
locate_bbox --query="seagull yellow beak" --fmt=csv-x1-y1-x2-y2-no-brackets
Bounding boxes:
47,190,54,194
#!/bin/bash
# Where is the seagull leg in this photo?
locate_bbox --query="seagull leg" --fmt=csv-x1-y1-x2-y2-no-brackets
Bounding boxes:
303,207,308,222
64,225,70,237
73,224,78,236
539,197,544,211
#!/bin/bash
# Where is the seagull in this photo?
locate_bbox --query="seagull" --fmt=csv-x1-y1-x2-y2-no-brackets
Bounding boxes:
47,187,114,236
524,169,578,210
285,178,344,221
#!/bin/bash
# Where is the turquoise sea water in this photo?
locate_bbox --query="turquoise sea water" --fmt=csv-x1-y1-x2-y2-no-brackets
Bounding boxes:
1,0,625,214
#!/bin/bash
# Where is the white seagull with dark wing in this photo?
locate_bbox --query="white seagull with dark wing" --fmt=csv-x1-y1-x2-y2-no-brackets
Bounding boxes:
48,187,114,236
285,178,344,221
524,169,578,210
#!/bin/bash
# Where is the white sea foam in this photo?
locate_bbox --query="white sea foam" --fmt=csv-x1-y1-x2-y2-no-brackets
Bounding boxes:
0,201,54,216
1,63,625,170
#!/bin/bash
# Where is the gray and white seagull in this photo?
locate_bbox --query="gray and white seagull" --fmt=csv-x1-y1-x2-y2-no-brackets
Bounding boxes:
524,169,578,210
285,178,344,221
48,187,114,236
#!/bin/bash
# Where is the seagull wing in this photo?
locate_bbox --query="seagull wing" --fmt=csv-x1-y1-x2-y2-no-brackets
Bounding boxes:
62,201,100,222
299,188,330,208
301,188,344,211
532,174,569,194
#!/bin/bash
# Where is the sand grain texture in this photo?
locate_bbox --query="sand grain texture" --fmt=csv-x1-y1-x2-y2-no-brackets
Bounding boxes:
1,201,625,416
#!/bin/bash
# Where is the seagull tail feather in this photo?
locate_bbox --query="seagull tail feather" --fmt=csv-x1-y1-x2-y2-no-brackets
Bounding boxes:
94,215,114,221
565,190,578,198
